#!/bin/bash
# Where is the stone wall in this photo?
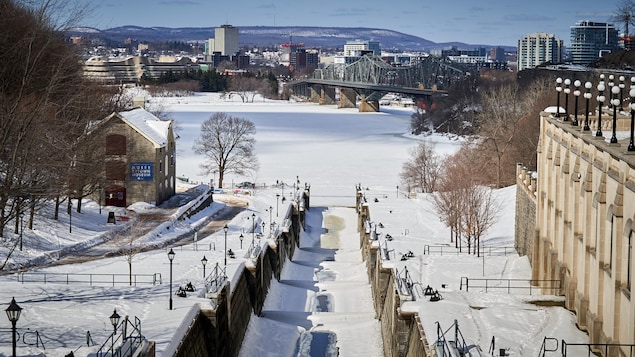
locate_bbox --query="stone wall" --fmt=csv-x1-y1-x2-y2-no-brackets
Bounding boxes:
514,163,537,260
168,189,309,357
356,186,432,357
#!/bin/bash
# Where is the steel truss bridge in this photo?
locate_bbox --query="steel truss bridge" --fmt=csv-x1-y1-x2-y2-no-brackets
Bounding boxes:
289,55,472,112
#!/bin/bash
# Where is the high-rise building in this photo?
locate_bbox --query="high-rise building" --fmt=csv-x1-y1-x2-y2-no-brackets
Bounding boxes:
344,40,381,57
569,21,618,65
205,24,239,61
517,32,564,71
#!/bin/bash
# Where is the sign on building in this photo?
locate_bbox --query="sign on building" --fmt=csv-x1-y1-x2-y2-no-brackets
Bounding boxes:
130,162,153,181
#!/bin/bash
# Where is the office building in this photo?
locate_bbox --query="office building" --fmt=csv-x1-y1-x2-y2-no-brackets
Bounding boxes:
205,24,240,60
569,21,618,65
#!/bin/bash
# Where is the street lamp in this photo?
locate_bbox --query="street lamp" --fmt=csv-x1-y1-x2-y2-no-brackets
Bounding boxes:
555,77,563,117
563,78,571,121
584,81,592,131
109,309,120,334
201,255,208,278
276,194,280,217
268,206,273,232
620,76,626,111
168,248,175,310
6,297,22,357
69,200,72,234
261,222,265,239
239,233,244,249
611,84,620,144
251,213,256,246
597,77,606,137
573,80,581,126
630,78,635,151
223,224,228,268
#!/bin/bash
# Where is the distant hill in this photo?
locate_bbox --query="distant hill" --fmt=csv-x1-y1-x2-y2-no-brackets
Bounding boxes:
69,25,515,52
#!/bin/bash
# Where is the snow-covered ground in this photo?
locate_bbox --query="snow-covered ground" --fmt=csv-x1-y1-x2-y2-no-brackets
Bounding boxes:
0,93,589,357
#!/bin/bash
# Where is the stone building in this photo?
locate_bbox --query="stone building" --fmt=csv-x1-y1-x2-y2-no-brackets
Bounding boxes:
529,80,635,354
88,108,176,207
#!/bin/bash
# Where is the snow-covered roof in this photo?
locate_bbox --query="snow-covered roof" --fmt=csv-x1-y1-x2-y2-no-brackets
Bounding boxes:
118,108,171,148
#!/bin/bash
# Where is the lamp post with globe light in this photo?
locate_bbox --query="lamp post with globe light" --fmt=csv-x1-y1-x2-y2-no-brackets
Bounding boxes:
611,84,620,144
584,81,592,131
597,76,606,137
564,78,571,121
573,80,581,126
556,77,563,117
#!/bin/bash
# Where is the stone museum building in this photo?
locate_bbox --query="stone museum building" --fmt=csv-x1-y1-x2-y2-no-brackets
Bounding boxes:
87,108,176,207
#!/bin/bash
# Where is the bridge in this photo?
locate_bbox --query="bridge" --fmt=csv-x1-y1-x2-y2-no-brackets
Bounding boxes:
289,55,472,112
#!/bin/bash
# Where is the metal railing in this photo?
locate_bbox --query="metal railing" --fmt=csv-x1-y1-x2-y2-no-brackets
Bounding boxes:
460,277,561,295
95,315,145,357
435,319,470,357
561,340,635,357
424,244,517,256
395,267,415,298
204,263,227,296
538,336,559,357
16,272,162,286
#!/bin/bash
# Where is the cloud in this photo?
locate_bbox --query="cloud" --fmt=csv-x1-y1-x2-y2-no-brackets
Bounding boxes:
503,13,557,22
157,0,201,5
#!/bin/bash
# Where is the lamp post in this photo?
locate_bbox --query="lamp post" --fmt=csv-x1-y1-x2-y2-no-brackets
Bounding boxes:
109,309,120,334
69,200,72,234
239,234,244,249
201,255,208,278
564,78,571,121
251,213,256,246
620,76,626,111
168,248,175,310
261,222,265,239
556,77,563,117
630,77,635,151
276,194,280,217
597,77,606,137
584,81,592,131
223,224,228,268
6,297,22,357
573,80,581,126
611,84,620,144
268,206,273,232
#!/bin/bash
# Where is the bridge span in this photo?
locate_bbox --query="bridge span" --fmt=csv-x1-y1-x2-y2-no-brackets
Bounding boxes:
288,55,471,112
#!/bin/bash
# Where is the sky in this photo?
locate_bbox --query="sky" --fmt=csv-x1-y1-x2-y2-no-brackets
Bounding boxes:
84,0,619,47
0,93,592,356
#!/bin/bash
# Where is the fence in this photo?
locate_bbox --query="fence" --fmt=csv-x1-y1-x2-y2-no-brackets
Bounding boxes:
424,245,517,256
16,272,162,286
460,277,561,295
538,336,635,357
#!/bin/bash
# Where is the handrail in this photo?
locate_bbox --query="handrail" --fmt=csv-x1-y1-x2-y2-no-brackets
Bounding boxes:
204,262,227,296
460,277,561,295
17,272,162,286
95,315,145,357
562,340,635,357
537,336,558,357
22,329,45,349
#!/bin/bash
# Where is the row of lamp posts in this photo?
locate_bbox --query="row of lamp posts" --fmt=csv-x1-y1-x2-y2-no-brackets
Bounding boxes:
4,298,122,357
555,74,635,152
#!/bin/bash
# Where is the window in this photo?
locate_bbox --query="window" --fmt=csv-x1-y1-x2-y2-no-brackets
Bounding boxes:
609,215,614,270
106,134,126,155
629,231,633,291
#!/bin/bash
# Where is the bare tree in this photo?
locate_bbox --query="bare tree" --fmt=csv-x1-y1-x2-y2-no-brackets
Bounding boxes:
614,0,635,37
193,112,259,188
229,75,262,103
400,141,443,193
431,143,500,254
117,220,144,286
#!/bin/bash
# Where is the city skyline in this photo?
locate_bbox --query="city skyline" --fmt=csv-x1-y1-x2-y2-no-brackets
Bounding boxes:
85,0,618,47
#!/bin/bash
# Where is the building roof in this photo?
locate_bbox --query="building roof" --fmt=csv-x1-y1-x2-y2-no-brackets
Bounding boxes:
116,108,172,148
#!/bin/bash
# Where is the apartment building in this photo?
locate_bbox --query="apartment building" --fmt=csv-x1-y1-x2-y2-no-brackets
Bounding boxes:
517,32,564,71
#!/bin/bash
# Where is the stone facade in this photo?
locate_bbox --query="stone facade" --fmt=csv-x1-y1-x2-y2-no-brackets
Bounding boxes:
87,108,176,207
515,164,537,260
534,109,635,354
